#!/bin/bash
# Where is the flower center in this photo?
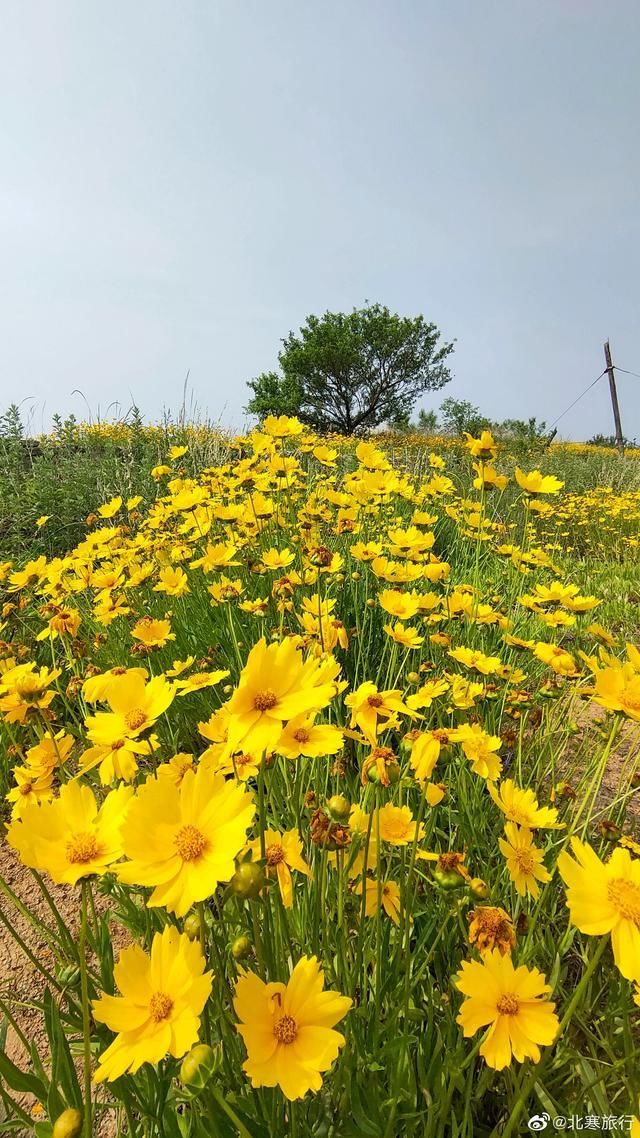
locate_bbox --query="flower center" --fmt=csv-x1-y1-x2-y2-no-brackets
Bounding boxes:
125,708,147,730
496,994,519,1016
273,1014,298,1044
367,695,383,708
253,689,278,712
608,877,640,923
149,992,173,1022
266,843,285,866
513,849,536,874
67,832,100,864
175,824,208,861
293,727,310,743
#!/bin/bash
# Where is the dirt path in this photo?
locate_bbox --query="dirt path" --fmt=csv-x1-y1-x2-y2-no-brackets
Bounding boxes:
0,841,121,1136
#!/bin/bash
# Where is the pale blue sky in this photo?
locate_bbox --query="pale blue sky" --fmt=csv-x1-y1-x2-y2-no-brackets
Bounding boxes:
1,1,639,440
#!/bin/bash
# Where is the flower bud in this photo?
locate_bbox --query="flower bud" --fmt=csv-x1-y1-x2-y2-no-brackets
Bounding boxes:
230,935,252,961
183,913,201,941
52,1108,83,1138
433,868,467,891
179,1043,222,1091
469,877,490,900
230,861,265,900
351,571,361,582
56,964,81,988
407,671,420,684
326,795,351,823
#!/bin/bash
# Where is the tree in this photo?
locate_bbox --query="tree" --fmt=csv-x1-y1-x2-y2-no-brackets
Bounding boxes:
246,303,453,434
439,398,490,437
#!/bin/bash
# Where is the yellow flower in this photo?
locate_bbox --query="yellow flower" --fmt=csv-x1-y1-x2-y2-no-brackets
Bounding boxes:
344,682,412,745
377,803,424,846
131,617,176,648
448,646,503,675
558,838,640,983
118,766,254,916
168,444,189,459
378,589,422,620
515,468,564,495
489,779,562,830
97,496,123,518
261,547,295,570
153,567,190,597
499,823,551,899
407,731,446,782
7,782,132,884
591,660,640,721
451,723,502,781
85,671,175,745
533,641,579,677
78,734,158,784
463,430,498,461
226,637,339,754
361,878,401,925
6,765,54,818
93,927,212,1082
233,956,351,1099
456,949,559,1069
382,621,424,649
247,828,310,908
0,664,61,723
276,714,343,759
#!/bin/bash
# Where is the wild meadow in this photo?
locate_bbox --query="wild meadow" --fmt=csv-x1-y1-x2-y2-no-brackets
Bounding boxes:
0,413,639,1137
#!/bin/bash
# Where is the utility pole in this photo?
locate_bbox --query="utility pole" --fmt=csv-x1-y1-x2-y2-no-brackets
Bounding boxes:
604,340,625,456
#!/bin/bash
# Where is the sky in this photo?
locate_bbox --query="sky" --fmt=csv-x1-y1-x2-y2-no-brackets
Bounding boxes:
1,0,639,441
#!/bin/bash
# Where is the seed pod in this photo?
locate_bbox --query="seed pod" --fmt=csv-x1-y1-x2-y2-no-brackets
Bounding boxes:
326,795,351,823
230,935,252,961
230,861,265,900
52,1108,83,1138
183,913,201,941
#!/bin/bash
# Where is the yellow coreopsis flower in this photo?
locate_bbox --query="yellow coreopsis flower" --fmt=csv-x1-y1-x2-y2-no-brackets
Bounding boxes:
515,468,564,495
489,779,562,830
233,956,351,1099
0,664,61,723
591,659,640,722
7,782,132,884
6,765,54,818
247,828,310,908
456,949,559,1070
275,714,343,759
85,671,175,743
450,723,502,781
344,681,412,744
153,566,190,597
225,637,340,754
377,803,424,846
360,878,401,925
558,838,640,983
93,927,212,1082
382,621,424,649
499,823,551,899
533,641,579,677
448,646,503,675
131,617,176,648
118,766,255,916
463,430,498,461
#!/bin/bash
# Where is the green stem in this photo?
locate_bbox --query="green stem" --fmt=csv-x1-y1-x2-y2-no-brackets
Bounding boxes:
80,880,93,1138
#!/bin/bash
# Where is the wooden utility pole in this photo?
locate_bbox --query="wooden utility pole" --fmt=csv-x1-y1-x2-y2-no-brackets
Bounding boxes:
604,340,625,456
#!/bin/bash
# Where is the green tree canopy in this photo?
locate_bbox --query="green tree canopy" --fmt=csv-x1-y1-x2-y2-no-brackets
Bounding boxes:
246,303,453,434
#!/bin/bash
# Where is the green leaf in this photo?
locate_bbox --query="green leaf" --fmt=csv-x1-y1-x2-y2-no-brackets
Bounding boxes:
0,1051,47,1100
